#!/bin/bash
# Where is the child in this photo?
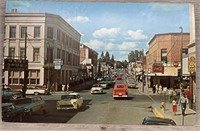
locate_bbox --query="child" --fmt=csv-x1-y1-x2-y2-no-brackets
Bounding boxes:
172,99,177,115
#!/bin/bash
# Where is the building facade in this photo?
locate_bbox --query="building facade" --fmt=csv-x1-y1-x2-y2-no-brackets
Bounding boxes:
80,44,98,79
146,33,190,89
3,12,81,90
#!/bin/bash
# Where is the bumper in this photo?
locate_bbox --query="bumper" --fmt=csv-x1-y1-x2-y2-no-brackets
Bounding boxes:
113,95,128,97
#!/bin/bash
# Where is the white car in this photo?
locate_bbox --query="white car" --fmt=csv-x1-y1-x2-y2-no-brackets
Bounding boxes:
98,81,109,89
25,86,49,95
57,92,83,110
90,84,103,94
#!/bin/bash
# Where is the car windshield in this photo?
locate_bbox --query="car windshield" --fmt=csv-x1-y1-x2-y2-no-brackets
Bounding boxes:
116,85,124,88
61,95,77,100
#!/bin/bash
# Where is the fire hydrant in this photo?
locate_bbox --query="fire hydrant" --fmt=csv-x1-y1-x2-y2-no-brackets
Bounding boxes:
160,102,165,112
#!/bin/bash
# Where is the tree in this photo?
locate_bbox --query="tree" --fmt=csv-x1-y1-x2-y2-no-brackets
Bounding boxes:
110,55,115,68
128,50,144,62
105,51,110,65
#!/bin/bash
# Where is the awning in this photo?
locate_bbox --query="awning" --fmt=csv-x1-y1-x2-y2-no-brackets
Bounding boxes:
145,73,177,77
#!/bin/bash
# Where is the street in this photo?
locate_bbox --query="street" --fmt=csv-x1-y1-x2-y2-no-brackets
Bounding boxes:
24,81,159,125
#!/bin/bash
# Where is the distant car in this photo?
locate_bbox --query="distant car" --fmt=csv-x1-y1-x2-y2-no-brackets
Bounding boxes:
25,86,49,95
98,81,109,89
57,92,83,110
2,103,25,122
126,78,137,88
117,75,122,80
90,84,103,94
113,83,128,98
2,87,22,101
142,116,176,125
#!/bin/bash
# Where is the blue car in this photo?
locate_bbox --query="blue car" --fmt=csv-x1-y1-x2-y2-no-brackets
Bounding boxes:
142,116,176,125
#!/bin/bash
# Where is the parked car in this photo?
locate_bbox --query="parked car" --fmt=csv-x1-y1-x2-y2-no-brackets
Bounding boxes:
90,84,103,94
98,81,109,89
126,78,137,88
2,103,25,122
116,74,122,80
142,116,176,125
57,92,83,110
113,83,128,98
13,96,46,116
2,87,22,101
25,86,49,95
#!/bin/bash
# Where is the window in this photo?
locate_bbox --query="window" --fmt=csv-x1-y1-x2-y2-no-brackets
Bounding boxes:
57,48,61,59
33,48,40,62
161,49,167,63
57,30,61,41
21,27,27,38
9,26,16,38
34,26,40,38
9,47,15,58
47,27,53,39
47,47,53,63
20,48,25,59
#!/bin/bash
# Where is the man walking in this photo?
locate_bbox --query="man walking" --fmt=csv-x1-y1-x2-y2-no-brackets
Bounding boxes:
179,93,189,116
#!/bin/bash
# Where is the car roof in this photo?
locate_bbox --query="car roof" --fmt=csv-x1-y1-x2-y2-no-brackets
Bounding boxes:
2,103,13,107
143,117,176,125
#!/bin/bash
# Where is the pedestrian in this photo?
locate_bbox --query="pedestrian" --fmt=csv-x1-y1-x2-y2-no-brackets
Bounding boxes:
62,84,65,92
172,99,177,115
178,93,189,116
152,85,156,94
168,88,173,103
66,83,69,92
155,84,159,94
51,83,55,94
158,84,162,94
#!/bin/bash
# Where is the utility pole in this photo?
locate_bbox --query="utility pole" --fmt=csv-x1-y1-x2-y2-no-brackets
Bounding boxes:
22,33,28,97
179,27,183,97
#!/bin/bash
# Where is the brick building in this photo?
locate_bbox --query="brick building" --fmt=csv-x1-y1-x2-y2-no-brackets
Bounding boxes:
80,44,98,79
145,33,190,89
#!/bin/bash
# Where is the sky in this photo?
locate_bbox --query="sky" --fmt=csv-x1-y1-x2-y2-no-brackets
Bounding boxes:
6,0,190,61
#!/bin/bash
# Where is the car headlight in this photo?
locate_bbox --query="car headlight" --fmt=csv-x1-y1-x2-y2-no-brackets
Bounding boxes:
24,108,29,112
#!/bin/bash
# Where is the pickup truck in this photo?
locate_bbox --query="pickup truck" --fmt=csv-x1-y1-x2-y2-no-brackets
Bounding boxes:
11,96,46,116
2,103,25,122
113,83,128,99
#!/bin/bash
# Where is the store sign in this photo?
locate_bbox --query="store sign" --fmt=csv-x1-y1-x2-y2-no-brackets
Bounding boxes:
188,54,196,73
152,63,164,73
53,59,63,70
4,58,28,71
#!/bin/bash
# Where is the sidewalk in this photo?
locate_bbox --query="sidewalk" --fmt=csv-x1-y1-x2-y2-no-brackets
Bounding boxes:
138,82,196,126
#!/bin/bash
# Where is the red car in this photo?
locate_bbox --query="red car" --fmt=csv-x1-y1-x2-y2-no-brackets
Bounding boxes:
113,83,128,98
117,75,122,80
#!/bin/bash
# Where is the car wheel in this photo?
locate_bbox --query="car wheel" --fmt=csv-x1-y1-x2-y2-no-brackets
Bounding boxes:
12,94,18,99
34,92,39,95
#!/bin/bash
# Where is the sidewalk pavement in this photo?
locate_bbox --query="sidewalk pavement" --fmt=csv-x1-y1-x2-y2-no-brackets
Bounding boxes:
138,82,196,126
53,80,95,94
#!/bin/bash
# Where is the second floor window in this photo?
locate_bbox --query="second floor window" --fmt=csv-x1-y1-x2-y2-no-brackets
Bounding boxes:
33,48,40,62
21,27,27,38
20,48,25,59
9,47,15,58
161,49,167,63
34,26,40,38
47,27,53,39
9,26,16,38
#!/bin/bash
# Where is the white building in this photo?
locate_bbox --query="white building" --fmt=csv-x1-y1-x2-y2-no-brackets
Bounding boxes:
3,12,81,90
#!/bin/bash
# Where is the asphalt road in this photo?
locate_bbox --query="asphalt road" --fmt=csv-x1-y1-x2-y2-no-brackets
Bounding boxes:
24,80,156,125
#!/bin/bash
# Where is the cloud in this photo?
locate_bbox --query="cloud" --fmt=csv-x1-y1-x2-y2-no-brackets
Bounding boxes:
150,3,187,12
8,1,31,8
127,29,148,40
93,28,120,38
82,40,105,50
118,42,137,51
67,16,90,23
